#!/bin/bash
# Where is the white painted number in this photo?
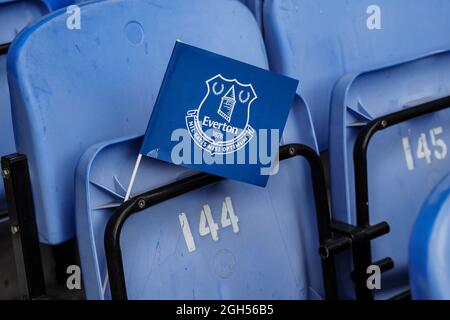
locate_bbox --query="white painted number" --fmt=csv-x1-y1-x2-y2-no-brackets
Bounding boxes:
179,213,196,252
179,197,239,252
430,127,447,160
402,127,447,171
402,137,414,171
199,204,219,241
221,197,239,233
416,133,432,164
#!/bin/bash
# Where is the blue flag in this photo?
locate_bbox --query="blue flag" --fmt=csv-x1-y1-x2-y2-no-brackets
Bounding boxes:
140,42,298,186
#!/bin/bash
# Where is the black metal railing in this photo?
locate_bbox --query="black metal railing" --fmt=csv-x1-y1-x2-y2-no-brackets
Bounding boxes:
1,154,46,299
352,95,450,299
4,97,448,300
104,143,339,300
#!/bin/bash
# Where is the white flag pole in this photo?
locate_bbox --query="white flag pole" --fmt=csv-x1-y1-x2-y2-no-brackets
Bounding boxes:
102,153,143,299
124,153,143,201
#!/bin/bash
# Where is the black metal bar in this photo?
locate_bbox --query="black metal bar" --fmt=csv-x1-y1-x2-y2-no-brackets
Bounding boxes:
105,173,221,300
319,237,351,259
284,144,338,301
330,219,389,240
350,257,394,281
1,154,46,299
0,42,10,55
105,144,337,300
371,257,394,274
350,228,373,299
353,95,450,300
354,95,450,226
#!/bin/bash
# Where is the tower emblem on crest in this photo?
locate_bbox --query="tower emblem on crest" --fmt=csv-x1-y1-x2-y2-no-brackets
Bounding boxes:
186,74,257,154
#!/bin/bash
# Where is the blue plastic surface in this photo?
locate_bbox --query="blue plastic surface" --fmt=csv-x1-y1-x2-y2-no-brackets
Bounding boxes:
409,173,450,300
264,0,450,150
240,0,263,30
329,50,450,299
76,95,322,299
0,2,45,45
139,42,298,187
41,0,74,10
6,0,271,245
0,0,73,209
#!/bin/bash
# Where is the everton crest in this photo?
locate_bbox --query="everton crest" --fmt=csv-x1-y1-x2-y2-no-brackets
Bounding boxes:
186,74,257,154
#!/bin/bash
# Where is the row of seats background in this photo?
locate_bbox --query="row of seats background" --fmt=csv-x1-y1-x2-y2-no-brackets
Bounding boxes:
1,0,450,300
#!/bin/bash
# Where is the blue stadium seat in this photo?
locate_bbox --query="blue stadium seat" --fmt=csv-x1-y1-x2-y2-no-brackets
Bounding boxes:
0,0,73,210
329,50,450,299
67,0,322,301
8,0,269,244
409,173,450,300
76,102,322,299
5,0,295,245
240,0,263,30
264,0,450,149
1,0,73,45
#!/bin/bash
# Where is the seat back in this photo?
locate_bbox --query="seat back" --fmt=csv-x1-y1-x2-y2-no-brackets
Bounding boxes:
409,173,450,300
76,95,323,299
329,50,450,298
240,0,263,29
6,0,270,245
264,0,450,149
0,0,72,209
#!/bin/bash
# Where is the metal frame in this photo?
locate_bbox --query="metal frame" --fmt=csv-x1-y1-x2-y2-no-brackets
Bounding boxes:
1,154,46,299
1,97,445,300
104,143,339,300
320,96,450,300
352,95,450,299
